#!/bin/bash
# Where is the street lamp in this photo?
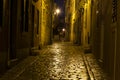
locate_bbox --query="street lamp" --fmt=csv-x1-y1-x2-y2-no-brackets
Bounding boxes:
54,8,61,15
62,28,65,32
56,9,60,14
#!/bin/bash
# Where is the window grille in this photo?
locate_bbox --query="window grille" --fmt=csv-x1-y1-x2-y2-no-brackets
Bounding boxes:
0,0,3,27
112,0,117,22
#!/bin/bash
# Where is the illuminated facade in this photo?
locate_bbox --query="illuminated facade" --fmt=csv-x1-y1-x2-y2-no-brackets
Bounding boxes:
65,0,120,80
65,0,91,48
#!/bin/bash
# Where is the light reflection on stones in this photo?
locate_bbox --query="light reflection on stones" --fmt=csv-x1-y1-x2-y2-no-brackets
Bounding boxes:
15,43,90,80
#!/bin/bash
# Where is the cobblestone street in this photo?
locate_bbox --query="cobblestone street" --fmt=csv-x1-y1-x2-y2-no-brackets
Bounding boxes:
0,42,108,80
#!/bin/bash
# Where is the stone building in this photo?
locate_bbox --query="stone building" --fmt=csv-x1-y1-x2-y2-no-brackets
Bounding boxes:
0,0,53,74
65,0,120,80
91,0,118,79
65,0,91,48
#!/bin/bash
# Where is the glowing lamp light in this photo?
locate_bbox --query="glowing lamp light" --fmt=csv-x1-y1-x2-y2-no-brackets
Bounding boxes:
62,28,65,32
56,9,60,14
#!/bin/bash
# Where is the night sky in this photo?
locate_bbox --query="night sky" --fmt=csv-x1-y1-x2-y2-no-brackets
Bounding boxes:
54,0,64,7
54,0,65,30
54,0,65,18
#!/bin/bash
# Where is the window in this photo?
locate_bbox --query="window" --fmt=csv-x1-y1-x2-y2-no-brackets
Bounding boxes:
0,0,3,27
25,0,29,32
21,0,24,32
37,10,39,34
32,5,35,30
112,0,117,22
20,0,29,32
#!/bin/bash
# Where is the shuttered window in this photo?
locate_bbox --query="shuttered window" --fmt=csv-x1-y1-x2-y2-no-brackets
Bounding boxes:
112,0,117,22
21,0,29,32
0,0,3,27
37,10,39,34
25,0,29,32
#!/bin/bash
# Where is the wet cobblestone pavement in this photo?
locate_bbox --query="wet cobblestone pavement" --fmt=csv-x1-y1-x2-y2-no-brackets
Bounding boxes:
0,42,108,80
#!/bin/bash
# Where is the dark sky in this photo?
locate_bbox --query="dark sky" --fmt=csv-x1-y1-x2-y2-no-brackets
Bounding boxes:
54,0,64,7
54,0,65,18
54,0,65,28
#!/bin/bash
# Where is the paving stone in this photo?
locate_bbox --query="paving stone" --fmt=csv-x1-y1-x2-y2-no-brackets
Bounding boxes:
0,42,108,80
84,54,109,80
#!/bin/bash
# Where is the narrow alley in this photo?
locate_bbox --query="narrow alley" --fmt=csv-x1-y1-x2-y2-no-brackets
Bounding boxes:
0,0,120,80
0,42,108,80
